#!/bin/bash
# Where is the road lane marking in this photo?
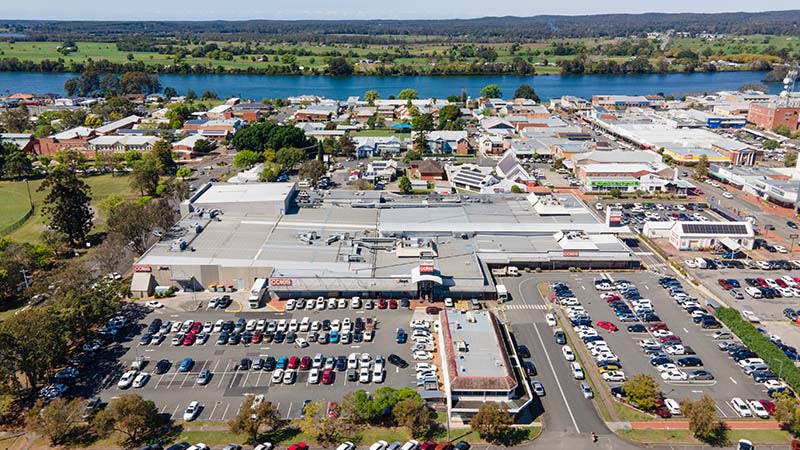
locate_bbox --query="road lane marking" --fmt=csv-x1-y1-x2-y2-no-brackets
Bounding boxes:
532,321,580,434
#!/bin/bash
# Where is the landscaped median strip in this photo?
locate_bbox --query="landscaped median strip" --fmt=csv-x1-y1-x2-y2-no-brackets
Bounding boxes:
716,306,800,393
628,420,782,430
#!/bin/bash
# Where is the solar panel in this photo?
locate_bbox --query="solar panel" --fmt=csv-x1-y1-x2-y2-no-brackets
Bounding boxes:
682,223,748,235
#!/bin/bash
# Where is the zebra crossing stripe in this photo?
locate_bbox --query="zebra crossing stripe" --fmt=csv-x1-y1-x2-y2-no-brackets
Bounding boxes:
504,304,548,310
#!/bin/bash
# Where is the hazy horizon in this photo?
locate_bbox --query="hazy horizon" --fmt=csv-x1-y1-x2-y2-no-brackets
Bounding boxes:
1,1,796,21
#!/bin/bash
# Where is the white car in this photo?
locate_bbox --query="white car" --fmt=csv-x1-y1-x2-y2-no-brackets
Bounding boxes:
602,371,626,382
651,330,674,338
656,363,678,373
271,369,284,384
722,191,733,199
347,353,359,369
741,310,761,323
444,298,454,307
413,351,433,361
315,297,326,310
308,368,320,384
282,370,296,385
661,369,688,381
350,297,362,309
731,397,752,417
748,400,769,419
183,401,201,421
545,314,557,327
570,362,584,380
664,344,686,355
372,368,385,383
684,259,699,269
337,298,347,309
286,299,296,310
664,398,681,416
145,301,164,309
132,372,150,388
775,245,788,254
562,345,575,361
410,320,429,329
213,319,224,333
359,367,371,383
117,370,137,389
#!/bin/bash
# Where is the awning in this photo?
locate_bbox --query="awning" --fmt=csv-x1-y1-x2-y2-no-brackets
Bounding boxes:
411,267,443,285
720,237,741,251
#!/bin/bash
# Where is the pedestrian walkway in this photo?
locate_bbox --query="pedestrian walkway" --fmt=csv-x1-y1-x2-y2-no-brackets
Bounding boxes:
504,303,548,310
629,420,782,430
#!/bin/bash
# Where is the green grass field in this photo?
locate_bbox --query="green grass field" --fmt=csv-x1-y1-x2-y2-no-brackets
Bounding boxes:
0,174,137,243
2,35,792,76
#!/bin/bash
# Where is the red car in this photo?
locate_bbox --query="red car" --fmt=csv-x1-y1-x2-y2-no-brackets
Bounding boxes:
718,279,732,290
182,333,196,346
759,399,776,415
190,321,203,334
321,368,334,385
327,401,339,418
287,356,300,369
655,406,672,418
648,323,669,332
300,356,312,370
603,294,621,302
659,335,681,344
288,443,308,450
597,321,618,332
420,441,437,450
389,299,398,309
756,278,768,288
378,299,388,309
794,277,800,285
776,278,789,288
251,332,263,343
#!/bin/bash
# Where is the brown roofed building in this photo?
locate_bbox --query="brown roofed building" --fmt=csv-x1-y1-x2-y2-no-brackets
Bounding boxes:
410,159,445,181
439,310,532,422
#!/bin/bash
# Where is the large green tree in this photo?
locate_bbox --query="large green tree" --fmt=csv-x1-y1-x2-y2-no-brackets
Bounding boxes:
364,90,380,105
480,84,503,98
93,394,163,446
232,122,310,152
276,147,307,171
398,89,419,101
0,104,31,133
130,155,161,197
38,167,93,247
229,396,282,444
26,398,85,445
470,403,513,443
392,397,434,438
399,176,413,194
514,84,541,102
412,114,434,132
299,159,327,185
622,374,660,412
0,307,67,392
150,139,177,175
682,395,724,442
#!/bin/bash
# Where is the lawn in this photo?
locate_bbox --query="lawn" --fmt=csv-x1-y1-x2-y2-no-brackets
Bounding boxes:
0,174,137,243
612,402,653,422
621,428,793,445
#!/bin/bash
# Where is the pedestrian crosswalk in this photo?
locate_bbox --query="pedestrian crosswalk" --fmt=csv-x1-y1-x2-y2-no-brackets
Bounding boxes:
504,303,548,310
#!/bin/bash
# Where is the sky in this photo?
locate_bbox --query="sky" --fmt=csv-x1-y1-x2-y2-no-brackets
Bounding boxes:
3,0,797,21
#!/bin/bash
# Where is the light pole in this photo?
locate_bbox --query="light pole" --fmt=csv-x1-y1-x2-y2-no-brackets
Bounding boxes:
24,178,33,212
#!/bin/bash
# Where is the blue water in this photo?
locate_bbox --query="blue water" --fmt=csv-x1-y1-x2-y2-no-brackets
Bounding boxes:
0,71,776,100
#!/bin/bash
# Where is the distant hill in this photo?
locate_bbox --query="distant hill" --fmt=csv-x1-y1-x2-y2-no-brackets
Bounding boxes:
2,10,800,42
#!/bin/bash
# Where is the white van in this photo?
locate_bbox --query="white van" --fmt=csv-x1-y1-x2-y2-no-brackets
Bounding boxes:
745,287,763,299
248,278,267,308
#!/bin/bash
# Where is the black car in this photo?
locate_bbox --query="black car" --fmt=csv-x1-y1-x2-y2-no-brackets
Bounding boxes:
148,318,162,334
253,358,264,370
286,331,297,344
784,308,798,320
677,357,703,367
517,345,531,359
322,319,331,331
221,320,234,333
217,332,229,345
788,221,798,229
234,318,246,332
554,330,566,345
701,318,721,329
273,331,285,343
139,333,153,345
522,360,537,376
347,368,358,381
336,356,347,371
228,332,241,345
753,370,779,382
400,298,410,308
240,358,251,370
454,441,470,450
650,356,672,366
241,332,253,344
218,295,232,308
353,332,363,343
688,370,714,381
155,359,171,374
610,386,625,398
388,353,408,368
263,357,276,371
627,324,646,333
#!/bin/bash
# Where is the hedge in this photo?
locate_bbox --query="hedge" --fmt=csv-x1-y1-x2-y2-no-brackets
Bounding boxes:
717,307,800,393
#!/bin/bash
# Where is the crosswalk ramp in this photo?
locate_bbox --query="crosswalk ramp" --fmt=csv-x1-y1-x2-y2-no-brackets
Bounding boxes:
503,303,548,311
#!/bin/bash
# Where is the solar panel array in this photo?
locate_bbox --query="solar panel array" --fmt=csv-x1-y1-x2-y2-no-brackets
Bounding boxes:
681,223,748,235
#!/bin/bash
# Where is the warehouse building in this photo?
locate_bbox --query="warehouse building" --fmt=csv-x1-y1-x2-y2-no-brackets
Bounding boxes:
643,221,754,251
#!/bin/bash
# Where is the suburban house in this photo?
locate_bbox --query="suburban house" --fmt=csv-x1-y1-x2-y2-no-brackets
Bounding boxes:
409,159,446,181
414,131,470,155
181,118,242,141
449,165,500,192
479,135,509,155
294,108,334,123
480,117,515,135
354,136,402,158
364,160,399,182
230,103,272,122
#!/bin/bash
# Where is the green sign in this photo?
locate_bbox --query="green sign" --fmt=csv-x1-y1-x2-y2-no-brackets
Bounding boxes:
589,180,640,188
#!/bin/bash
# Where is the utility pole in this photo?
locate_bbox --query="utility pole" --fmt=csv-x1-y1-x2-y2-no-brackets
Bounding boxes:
24,178,33,212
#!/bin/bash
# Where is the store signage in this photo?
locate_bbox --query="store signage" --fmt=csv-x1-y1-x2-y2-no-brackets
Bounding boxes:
133,265,151,272
419,264,435,274
563,250,580,257
591,180,640,187
269,278,293,287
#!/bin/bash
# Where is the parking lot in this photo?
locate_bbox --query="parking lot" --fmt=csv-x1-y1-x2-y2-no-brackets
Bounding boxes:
96,301,425,422
500,271,769,421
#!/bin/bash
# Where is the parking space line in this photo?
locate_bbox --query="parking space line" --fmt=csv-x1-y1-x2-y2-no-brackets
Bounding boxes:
209,402,220,420
221,402,230,420
532,321,580,434
217,361,231,388
715,404,728,417
228,367,240,389
168,370,180,388
729,376,738,384
286,402,293,419
171,403,180,419
242,370,251,386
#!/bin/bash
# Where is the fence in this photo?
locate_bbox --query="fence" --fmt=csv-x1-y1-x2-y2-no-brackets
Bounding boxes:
0,206,33,236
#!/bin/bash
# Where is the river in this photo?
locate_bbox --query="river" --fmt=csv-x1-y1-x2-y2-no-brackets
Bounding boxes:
0,71,776,100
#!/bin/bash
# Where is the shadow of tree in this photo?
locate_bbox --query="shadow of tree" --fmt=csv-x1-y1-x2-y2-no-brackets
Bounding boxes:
698,422,731,447
495,427,529,447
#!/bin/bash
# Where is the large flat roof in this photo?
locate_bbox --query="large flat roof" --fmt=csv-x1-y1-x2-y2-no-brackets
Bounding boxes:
441,310,516,391
192,183,295,205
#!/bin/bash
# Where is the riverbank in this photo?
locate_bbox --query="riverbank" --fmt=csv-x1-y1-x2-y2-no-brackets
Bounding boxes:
0,70,778,100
